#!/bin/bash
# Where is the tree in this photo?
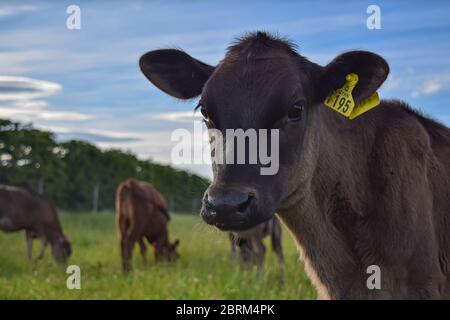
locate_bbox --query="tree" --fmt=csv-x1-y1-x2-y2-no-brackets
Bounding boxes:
0,118,210,213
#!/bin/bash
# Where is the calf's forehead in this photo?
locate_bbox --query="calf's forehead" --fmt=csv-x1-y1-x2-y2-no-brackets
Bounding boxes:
202,58,305,126
206,56,301,97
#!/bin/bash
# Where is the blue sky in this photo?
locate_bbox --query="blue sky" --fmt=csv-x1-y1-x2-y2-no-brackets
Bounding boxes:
0,0,449,178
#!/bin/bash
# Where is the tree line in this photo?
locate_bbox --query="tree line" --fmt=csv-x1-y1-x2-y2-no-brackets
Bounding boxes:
0,119,209,214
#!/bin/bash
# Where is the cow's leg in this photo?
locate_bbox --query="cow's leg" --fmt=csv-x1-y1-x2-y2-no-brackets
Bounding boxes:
117,212,133,272
25,231,33,261
251,237,266,268
138,238,147,266
236,238,250,264
36,237,48,260
229,233,238,259
120,237,133,273
152,237,163,263
271,225,285,283
271,219,285,269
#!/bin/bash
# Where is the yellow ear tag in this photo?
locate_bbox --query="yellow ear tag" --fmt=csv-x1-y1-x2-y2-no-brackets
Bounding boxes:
348,91,380,120
324,73,381,119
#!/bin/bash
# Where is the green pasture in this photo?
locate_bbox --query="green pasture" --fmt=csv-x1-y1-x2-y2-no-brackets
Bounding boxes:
0,213,315,299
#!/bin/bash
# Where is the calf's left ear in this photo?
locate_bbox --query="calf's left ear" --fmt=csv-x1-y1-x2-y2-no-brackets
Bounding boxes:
318,51,389,105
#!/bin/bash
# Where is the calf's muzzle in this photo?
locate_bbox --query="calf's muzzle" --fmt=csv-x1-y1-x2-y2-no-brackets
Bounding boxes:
201,186,256,231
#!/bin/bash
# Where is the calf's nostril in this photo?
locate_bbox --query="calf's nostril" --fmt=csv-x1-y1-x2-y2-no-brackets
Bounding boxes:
207,210,216,218
201,208,216,224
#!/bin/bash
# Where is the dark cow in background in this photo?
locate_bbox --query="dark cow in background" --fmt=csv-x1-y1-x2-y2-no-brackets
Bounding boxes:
116,178,179,272
0,185,72,263
140,32,450,299
229,216,284,269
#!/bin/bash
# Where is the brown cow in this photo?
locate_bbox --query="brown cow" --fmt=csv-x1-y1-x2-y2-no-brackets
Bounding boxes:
116,178,179,272
0,185,72,263
139,32,450,299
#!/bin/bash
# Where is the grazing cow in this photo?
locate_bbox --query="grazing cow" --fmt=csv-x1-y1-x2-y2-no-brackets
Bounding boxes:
116,178,179,272
0,185,72,263
229,216,284,269
139,32,450,299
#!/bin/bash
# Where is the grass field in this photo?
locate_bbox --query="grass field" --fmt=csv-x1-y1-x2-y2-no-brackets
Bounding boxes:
0,212,315,299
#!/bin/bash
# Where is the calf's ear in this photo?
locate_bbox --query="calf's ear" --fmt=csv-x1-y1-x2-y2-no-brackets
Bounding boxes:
318,51,389,104
139,49,215,99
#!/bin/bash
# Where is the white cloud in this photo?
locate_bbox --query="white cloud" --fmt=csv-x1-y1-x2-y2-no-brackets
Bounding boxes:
12,99,48,109
0,4,37,18
412,80,443,98
0,50,62,74
423,80,442,95
36,124,142,143
0,76,61,100
0,75,92,122
37,110,92,121
148,111,203,123
95,129,212,178
34,124,73,133
380,69,448,99
0,102,92,122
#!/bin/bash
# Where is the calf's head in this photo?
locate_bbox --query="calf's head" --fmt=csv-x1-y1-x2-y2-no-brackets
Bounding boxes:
140,32,389,231
156,239,180,263
51,234,72,263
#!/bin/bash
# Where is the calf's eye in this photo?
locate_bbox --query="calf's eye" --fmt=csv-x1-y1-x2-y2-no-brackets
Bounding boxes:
200,106,208,119
196,102,209,119
196,102,215,128
287,101,305,122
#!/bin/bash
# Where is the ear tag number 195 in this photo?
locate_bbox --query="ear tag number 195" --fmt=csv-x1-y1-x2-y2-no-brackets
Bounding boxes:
324,73,381,119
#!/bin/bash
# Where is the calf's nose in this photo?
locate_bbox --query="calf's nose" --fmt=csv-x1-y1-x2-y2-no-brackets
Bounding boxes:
201,187,254,225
